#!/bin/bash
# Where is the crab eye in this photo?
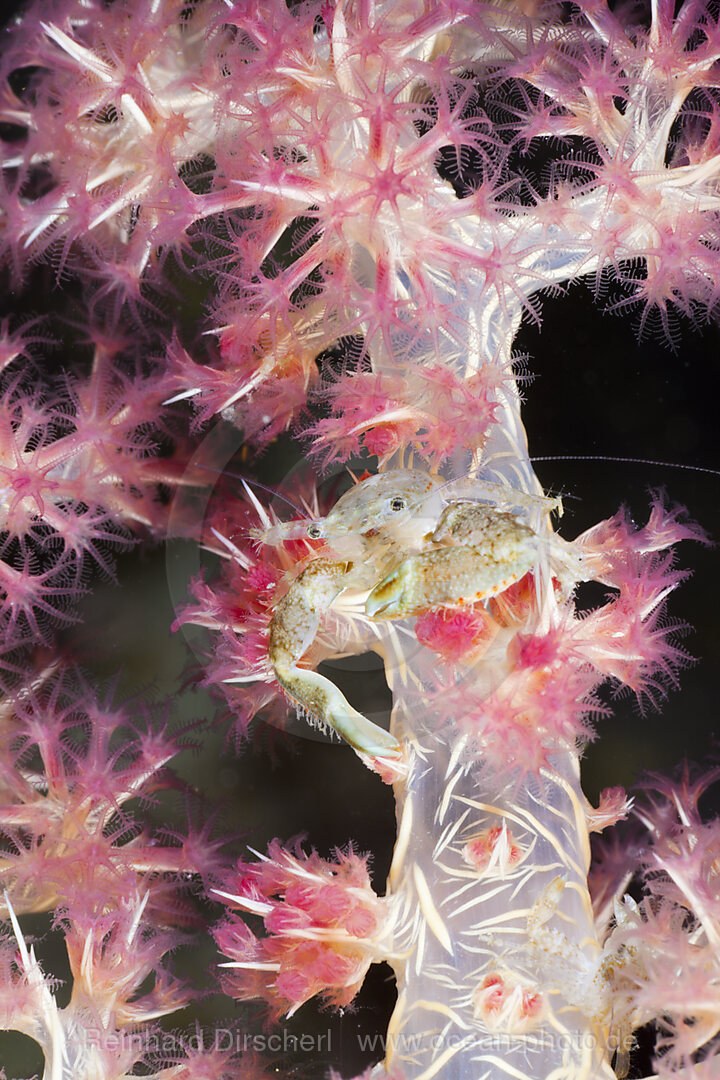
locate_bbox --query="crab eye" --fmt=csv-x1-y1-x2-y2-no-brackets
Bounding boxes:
389,496,407,512
307,522,323,539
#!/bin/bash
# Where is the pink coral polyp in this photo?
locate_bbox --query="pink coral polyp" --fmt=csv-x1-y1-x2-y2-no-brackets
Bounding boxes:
214,840,387,1016
415,605,498,662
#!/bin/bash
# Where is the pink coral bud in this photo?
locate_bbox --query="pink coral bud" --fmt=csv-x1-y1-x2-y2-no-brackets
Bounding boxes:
285,881,350,922
473,970,543,1033
345,905,377,937
359,748,409,785
275,969,312,1004
214,840,389,1016
415,606,498,663
264,905,312,934
587,787,633,833
510,630,562,671
462,823,525,875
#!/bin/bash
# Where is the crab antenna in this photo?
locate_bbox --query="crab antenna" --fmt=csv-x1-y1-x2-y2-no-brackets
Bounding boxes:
196,463,307,516
530,455,720,476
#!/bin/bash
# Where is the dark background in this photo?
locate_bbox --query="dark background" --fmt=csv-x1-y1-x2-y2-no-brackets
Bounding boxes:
0,0,718,1075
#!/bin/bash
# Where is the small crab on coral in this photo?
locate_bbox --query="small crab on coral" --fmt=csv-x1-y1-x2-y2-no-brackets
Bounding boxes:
250,467,572,781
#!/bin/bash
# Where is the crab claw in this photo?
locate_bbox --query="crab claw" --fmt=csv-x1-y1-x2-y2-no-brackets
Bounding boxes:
365,549,467,619
329,697,407,779
367,537,538,620
334,708,408,783
365,559,419,619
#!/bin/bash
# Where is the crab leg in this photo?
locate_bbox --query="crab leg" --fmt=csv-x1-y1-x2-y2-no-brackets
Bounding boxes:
269,558,406,780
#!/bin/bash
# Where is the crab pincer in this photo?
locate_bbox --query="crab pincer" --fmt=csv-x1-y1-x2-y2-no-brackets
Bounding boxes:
366,503,539,619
